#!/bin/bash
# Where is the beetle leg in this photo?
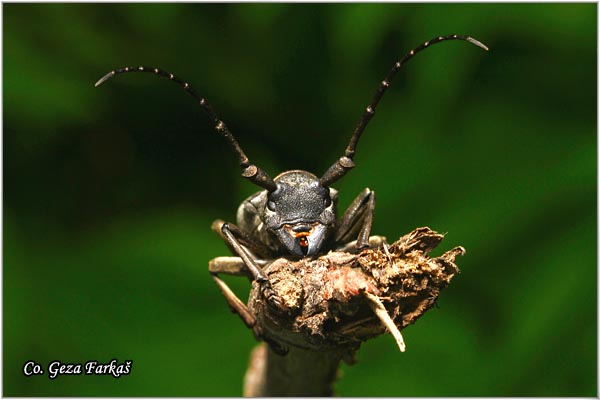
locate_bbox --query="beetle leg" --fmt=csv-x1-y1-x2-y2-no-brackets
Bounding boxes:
209,257,283,350
209,257,256,328
220,222,270,281
335,235,387,253
334,188,376,249
209,256,252,278
219,222,285,311
212,219,273,259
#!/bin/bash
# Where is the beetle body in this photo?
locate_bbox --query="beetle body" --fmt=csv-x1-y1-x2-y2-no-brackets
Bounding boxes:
95,34,488,352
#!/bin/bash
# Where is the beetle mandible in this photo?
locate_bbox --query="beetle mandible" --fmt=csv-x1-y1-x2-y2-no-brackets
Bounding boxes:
96,34,488,346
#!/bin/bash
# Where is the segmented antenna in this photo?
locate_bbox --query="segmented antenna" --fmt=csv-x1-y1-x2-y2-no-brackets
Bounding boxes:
320,34,488,187
95,66,277,192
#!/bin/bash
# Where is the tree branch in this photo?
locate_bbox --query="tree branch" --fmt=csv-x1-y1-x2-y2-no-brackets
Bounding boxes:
242,227,464,396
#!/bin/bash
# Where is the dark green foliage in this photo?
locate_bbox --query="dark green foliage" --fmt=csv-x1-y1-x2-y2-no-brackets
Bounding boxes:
4,3,596,396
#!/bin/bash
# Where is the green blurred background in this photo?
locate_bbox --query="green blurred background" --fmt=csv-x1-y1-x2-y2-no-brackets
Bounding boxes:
3,3,596,396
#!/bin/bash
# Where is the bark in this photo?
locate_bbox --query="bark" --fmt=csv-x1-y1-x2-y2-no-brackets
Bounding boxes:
242,227,464,396
244,343,342,396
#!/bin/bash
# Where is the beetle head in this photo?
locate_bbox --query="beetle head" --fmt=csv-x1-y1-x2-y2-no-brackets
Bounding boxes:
264,170,337,257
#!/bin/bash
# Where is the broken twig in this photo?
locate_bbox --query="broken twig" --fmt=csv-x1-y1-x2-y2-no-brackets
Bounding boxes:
363,291,406,352
242,227,464,396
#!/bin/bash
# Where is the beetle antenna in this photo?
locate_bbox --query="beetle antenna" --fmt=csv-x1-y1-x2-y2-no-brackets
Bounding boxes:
319,34,488,187
95,66,277,192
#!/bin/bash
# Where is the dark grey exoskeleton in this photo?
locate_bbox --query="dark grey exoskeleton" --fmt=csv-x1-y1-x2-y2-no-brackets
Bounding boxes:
95,34,488,352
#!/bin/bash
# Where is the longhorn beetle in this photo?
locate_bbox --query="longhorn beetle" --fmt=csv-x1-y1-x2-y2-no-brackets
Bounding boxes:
96,34,488,349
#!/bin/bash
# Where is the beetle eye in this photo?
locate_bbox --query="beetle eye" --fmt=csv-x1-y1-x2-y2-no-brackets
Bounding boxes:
324,196,332,207
267,200,276,211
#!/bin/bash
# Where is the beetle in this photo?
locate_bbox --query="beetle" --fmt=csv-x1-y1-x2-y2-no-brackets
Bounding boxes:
96,34,487,348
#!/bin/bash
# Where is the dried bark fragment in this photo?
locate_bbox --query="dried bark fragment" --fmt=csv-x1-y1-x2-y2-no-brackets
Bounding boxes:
244,227,464,396
248,226,464,353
